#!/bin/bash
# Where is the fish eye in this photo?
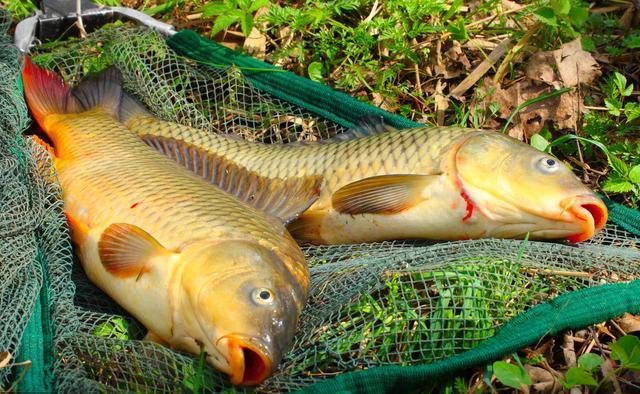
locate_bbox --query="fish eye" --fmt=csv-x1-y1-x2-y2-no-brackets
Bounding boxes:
536,156,560,174
252,288,275,305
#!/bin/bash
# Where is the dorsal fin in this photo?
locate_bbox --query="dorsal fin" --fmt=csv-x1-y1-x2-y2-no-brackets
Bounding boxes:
142,135,323,224
290,115,396,145
68,66,122,117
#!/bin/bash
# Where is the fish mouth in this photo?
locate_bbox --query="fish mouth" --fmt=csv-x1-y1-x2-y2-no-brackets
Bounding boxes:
217,335,273,386
563,196,608,243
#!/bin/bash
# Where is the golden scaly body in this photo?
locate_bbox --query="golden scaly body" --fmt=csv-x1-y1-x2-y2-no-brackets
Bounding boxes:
127,113,607,244
128,115,482,243
129,115,469,195
51,110,308,324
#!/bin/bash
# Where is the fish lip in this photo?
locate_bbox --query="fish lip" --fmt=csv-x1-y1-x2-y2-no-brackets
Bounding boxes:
217,335,273,386
563,196,608,243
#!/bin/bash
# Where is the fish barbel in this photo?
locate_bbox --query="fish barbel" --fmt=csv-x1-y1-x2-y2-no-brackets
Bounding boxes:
121,98,608,245
21,59,318,386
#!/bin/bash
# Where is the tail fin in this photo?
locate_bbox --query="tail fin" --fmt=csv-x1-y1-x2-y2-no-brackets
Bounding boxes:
22,57,123,128
22,57,71,127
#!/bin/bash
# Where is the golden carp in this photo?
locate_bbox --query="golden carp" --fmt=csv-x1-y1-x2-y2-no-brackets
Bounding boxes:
120,97,608,245
22,58,318,386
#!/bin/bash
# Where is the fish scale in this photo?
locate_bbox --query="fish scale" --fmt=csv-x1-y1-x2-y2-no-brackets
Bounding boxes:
125,109,607,245
128,115,474,200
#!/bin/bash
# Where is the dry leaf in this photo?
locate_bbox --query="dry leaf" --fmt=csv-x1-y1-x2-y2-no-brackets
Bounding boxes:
0,352,11,369
524,365,559,393
526,52,557,86
554,39,601,86
436,41,472,79
526,39,600,88
482,77,582,138
615,313,640,333
243,6,269,59
434,80,449,126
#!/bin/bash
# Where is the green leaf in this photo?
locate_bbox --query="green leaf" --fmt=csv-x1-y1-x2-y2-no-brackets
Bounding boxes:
609,155,629,176
610,335,640,371
605,98,622,116
308,62,324,83
492,361,532,390
447,18,469,42
578,353,604,370
93,321,114,337
239,11,254,37
563,367,598,388
210,14,240,37
249,0,270,13
623,83,634,97
202,2,228,17
568,6,589,27
535,7,558,27
602,178,635,193
551,0,571,16
614,72,628,96
623,33,640,49
581,37,595,52
530,134,550,152
629,165,640,184
624,102,640,122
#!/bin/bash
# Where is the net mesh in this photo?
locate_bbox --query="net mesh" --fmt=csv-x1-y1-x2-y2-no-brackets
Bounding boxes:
0,20,636,392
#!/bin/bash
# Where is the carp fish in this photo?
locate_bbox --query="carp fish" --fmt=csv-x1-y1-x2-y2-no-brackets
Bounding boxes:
120,97,608,245
21,58,319,386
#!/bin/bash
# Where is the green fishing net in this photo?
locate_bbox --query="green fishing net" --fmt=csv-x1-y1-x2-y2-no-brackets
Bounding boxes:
1,18,639,392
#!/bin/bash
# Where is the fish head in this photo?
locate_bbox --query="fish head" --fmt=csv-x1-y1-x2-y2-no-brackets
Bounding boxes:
175,240,303,386
453,132,607,242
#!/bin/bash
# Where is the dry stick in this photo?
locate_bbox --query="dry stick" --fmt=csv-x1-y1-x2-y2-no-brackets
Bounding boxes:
76,0,87,38
563,333,584,394
450,37,512,98
364,0,380,23
414,63,422,96
575,63,590,183
494,22,541,84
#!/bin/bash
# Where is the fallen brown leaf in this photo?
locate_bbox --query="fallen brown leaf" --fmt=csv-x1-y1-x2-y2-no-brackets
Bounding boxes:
243,6,269,59
524,365,560,393
615,313,640,333
436,40,472,79
554,39,601,87
526,39,600,88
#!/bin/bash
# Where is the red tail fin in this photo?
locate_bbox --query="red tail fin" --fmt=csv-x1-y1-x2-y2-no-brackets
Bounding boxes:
22,57,124,130
21,57,71,128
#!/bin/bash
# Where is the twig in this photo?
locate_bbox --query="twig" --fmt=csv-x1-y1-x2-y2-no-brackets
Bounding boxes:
609,319,627,337
466,4,531,29
450,38,512,98
414,63,422,96
76,0,87,38
494,22,541,84
364,0,380,23
524,268,593,278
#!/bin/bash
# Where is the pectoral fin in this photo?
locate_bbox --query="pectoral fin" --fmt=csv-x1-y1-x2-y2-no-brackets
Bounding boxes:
98,223,171,280
142,136,323,224
332,174,438,214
